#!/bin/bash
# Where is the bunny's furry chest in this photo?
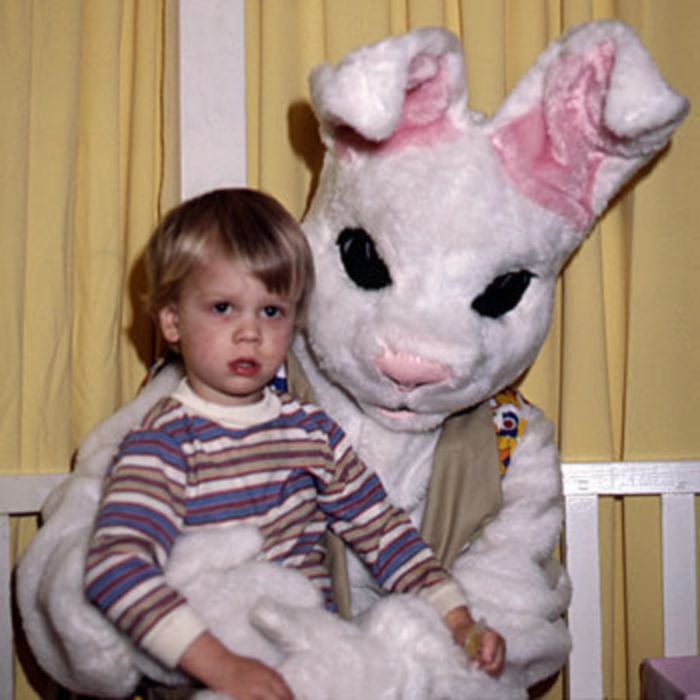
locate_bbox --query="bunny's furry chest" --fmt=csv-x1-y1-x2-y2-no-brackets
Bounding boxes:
344,414,440,522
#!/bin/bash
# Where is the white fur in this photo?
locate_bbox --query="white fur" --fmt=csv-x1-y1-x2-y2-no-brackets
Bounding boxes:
17,21,687,698
165,524,322,670
310,27,468,145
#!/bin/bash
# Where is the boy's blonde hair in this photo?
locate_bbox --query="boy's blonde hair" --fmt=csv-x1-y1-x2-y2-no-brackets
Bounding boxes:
146,188,315,324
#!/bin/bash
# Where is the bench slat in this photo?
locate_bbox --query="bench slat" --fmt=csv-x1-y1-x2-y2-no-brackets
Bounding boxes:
662,493,698,656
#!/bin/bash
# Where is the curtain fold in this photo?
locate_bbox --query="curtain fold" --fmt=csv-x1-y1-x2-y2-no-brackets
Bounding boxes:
245,2,700,699
1,0,178,474
1,2,179,696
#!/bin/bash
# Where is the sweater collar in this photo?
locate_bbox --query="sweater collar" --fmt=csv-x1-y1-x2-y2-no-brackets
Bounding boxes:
172,379,281,429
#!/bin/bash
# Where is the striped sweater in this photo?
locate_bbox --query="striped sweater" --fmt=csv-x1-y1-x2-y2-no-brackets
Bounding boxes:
85,381,464,668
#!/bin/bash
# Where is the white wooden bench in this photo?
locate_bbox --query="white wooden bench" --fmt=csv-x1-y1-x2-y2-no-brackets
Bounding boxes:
1,462,699,699
563,460,700,699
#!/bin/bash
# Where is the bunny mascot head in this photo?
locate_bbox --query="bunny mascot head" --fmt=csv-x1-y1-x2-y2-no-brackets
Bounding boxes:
298,22,686,434
18,20,687,700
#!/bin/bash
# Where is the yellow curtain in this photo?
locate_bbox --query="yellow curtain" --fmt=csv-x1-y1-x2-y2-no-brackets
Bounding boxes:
245,1,700,698
1,1,179,696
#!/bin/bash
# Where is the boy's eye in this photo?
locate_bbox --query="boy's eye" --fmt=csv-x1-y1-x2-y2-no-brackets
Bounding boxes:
213,302,231,314
262,305,282,318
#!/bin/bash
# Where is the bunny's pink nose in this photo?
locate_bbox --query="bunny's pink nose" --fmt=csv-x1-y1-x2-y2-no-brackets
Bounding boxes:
375,349,451,390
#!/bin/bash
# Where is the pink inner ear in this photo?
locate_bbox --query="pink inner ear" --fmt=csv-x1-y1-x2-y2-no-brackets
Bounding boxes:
491,41,620,229
402,53,451,126
333,54,462,157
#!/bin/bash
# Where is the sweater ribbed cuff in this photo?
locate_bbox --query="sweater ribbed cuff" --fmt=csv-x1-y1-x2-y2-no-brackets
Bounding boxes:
420,578,468,618
139,604,208,669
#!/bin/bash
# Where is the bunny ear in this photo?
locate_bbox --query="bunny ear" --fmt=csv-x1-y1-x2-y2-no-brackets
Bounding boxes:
488,20,689,232
309,27,468,155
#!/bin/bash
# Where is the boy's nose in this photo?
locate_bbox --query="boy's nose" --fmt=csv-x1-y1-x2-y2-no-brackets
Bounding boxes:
233,316,261,342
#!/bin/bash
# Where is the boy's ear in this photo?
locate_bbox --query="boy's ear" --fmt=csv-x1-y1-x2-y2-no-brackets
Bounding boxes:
158,303,181,344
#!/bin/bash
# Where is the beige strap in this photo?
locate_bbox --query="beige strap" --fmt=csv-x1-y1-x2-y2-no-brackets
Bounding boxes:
324,532,353,619
285,350,316,404
420,403,502,568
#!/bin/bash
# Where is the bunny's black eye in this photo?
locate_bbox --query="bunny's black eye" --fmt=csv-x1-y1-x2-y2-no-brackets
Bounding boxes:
336,228,392,290
472,270,535,318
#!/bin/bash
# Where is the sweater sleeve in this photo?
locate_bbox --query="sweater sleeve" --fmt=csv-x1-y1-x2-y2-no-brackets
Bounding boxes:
316,422,467,611
84,426,205,668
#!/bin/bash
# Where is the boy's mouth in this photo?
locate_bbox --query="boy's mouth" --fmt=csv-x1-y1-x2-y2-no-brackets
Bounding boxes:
228,358,260,377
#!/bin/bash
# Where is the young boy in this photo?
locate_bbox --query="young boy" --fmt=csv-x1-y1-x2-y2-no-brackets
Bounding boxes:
84,188,505,699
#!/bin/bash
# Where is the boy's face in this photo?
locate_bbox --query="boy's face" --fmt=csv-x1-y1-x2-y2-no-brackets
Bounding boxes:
158,248,296,406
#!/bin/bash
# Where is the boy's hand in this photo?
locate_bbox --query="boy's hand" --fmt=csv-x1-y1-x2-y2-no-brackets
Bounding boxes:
444,605,506,676
179,631,294,699
216,655,293,700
